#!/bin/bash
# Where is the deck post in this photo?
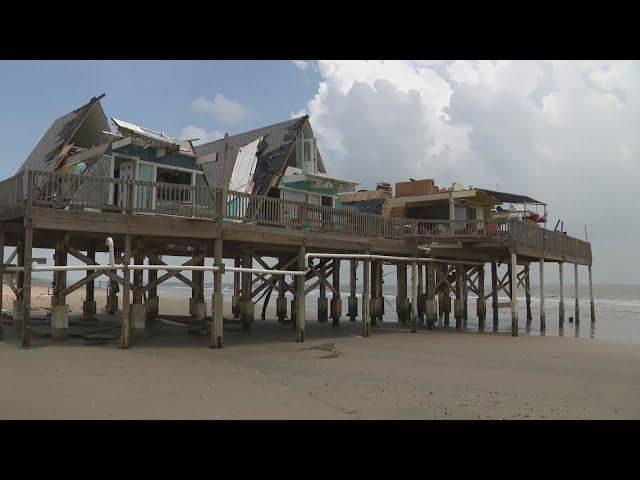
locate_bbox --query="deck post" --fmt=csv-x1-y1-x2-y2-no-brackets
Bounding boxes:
443,265,451,327
211,237,223,348
491,262,499,332
588,264,595,327
22,220,33,347
539,258,546,335
295,244,306,342
83,242,97,321
191,245,207,333
454,263,463,329
276,256,287,323
330,259,342,327
410,261,418,333
574,263,580,325
524,264,532,324
131,240,146,337
417,263,425,324
379,261,385,321
51,240,69,340
426,262,436,329
120,234,132,349
462,265,469,328
477,264,486,331
362,256,371,337
14,241,24,327
0,228,4,340
396,262,409,325
241,250,254,332
558,262,565,332
232,257,241,318
348,259,358,321
317,259,328,323
370,260,379,326
510,253,518,337
146,254,159,323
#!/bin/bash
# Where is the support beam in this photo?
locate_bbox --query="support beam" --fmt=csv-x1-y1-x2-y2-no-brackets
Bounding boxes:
454,263,463,329
491,262,499,332
462,265,468,328
211,237,223,349
277,256,287,323
574,263,580,325
410,261,418,333
232,257,241,318
477,264,486,331
539,258,546,335
296,244,306,342
131,241,146,337
362,257,370,337
241,250,254,332
396,262,409,325
348,259,358,322
559,262,565,332
146,253,159,323
15,241,24,327
510,253,518,337
0,228,4,340
524,264,532,325
317,258,328,323
22,221,33,347
120,234,132,349
425,262,436,330
189,246,206,333
588,264,595,328
83,243,97,321
417,263,425,324
331,259,341,327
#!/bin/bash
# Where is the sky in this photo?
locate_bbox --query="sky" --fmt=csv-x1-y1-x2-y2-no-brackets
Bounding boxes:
0,60,637,284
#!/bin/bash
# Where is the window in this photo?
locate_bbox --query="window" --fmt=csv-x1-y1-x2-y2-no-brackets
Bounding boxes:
156,167,193,203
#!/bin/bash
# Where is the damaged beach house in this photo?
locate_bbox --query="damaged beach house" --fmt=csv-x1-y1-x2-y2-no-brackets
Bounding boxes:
0,93,593,350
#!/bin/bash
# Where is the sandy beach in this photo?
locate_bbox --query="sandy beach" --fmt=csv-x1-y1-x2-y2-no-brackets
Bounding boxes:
1,285,639,420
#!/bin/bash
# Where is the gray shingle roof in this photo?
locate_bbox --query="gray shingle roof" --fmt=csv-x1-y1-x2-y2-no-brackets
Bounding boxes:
17,95,106,174
195,116,308,195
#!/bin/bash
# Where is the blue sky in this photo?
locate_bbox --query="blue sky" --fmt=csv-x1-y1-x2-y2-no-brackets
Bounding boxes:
0,60,319,178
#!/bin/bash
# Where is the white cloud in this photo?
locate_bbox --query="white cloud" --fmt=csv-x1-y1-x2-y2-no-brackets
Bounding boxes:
299,60,640,282
293,60,309,71
180,125,223,145
192,94,247,124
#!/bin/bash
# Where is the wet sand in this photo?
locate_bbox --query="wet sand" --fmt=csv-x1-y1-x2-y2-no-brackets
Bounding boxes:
1,286,639,419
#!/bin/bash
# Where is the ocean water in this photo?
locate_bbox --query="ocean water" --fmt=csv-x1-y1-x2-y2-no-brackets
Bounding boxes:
156,282,640,343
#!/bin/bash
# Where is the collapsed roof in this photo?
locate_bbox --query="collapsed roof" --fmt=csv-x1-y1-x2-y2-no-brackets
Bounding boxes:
195,116,322,195
18,94,110,174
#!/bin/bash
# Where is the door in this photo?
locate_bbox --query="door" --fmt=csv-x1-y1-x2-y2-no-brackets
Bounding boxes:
118,160,135,208
137,163,155,211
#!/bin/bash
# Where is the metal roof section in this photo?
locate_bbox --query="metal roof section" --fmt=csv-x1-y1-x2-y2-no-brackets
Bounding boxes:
474,188,546,206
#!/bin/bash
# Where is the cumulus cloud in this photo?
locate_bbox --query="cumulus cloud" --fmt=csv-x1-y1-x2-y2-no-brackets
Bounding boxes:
299,60,640,282
180,125,223,145
293,60,310,71
192,94,247,124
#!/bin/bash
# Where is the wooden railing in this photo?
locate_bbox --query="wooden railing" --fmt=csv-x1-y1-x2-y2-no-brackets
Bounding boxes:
0,171,25,220
0,170,592,263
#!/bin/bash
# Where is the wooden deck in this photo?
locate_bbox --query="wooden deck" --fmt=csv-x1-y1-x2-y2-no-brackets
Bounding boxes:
0,170,592,264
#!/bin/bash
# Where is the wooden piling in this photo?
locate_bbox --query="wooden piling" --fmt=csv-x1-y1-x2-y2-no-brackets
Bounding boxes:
477,264,486,331
426,262,436,330
331,258,341,327
22,220,33,348
396,262,409,325
491,262,498,332
232,257,241,318
588,264,595,327
348,259,358,321
120,234,132,349
462,266,468,328
510,253,518,337
211,237,223,349
317,258,328,323
417,263,425,324
241,250,253,332
410,261,418,333
454,263,463,330
296,244,306,342
362,257,370,337
0,228,4,340
574,263,580,325
558,262,565,332
539,258,545,334
524,264,532,323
